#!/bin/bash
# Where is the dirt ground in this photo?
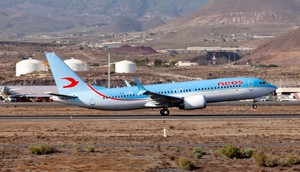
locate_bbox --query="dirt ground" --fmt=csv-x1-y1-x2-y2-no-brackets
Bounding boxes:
1,104,300,171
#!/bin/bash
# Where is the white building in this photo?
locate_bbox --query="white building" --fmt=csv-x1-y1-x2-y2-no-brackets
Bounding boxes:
64,58,89,71
101,42,123,48
187,47,254,51
175,61,198,67
16,58,48,76
115,60,136,73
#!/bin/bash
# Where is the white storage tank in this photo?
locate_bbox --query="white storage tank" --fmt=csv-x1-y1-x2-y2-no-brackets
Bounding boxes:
115,60,136,73
16,58,47,76
64,58,89,71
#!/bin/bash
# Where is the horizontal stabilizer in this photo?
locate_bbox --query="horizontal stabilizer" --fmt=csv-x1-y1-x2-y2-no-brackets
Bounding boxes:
48,93,78,99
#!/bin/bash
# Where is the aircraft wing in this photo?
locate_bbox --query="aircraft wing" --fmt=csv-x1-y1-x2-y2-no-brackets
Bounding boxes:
145,92,183,107
134,78,183,107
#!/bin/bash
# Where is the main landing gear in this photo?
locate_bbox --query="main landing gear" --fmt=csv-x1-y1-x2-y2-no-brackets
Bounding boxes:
160,108,170,116
252,100,257,109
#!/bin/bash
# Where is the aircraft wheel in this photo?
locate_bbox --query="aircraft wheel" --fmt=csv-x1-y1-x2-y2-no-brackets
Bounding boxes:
252,104,257,109
160,108,170,116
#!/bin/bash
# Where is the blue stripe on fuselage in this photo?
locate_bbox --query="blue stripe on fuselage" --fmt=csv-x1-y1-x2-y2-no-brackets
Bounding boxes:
93,77,275,101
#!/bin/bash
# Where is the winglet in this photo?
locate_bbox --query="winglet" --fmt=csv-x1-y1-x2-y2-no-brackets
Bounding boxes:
125,80,132,87
134,77,148,95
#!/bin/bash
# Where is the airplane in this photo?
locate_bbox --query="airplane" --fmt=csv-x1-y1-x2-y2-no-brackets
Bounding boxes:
45,52,277,116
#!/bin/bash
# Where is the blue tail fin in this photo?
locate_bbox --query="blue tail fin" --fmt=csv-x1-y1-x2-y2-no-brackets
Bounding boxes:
46,52,105,94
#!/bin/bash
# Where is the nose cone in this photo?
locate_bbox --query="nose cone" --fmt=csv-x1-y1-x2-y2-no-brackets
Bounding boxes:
268,84,277,93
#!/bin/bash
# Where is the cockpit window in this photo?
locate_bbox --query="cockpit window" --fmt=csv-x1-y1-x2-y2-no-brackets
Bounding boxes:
259,81,268,85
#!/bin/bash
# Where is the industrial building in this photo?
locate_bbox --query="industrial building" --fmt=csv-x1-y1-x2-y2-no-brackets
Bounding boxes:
115,60,136,73
276,87,300,101
186,47,254,51
16,58,48,76
175,61,198,67
0,86,57,102
64,58,89,71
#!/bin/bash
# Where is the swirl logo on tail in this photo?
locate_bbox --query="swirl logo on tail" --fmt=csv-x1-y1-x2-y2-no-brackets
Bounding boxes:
61,77,79,88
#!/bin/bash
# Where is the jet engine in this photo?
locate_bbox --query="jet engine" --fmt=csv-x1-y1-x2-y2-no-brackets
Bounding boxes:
179,95,206,110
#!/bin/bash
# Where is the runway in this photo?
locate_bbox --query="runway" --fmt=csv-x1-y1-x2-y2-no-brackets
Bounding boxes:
1,114,300,120
1,101,300,107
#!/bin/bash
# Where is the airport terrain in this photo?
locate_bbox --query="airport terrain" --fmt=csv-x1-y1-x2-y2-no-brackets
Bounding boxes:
1,1,300,171
1,104,300,171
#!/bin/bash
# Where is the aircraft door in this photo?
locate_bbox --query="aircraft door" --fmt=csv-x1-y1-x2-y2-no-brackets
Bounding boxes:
248,80,254,91
90,98,95,106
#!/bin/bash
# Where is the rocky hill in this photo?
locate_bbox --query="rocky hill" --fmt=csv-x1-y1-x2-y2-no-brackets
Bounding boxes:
114,45,157,55
238,27,300,66
185,0,300,25
0,0,208,38
149,0,300,48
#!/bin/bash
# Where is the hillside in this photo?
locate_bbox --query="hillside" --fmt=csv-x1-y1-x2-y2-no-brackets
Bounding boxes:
184,0,300,25
238,27,300,66
148,0,300,48
0,0,208,38
98,17,143,33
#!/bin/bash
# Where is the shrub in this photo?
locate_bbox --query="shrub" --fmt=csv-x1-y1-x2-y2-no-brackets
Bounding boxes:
195,152,202,159
169,125,175,129
285,154,300,165
89,63,99,67
264,155,277,167
154,59,163,67
243,148,254,158
193,147,202,154
253,150,277,167
193,147,204,159
176,157,194,170
29,144,58,155
219,144,241,159
83,145,95,153
58,143,66,148
253,150,267,167
154,143,161,150
268,64,279,68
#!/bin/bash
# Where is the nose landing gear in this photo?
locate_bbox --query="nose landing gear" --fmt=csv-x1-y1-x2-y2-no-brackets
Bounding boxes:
160,108,170,116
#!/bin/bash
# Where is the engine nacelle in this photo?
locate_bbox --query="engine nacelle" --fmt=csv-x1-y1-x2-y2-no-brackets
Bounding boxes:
179,95,206,110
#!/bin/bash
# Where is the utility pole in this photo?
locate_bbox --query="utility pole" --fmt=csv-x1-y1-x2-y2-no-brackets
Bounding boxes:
105,46,111,88
108,48,111,88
